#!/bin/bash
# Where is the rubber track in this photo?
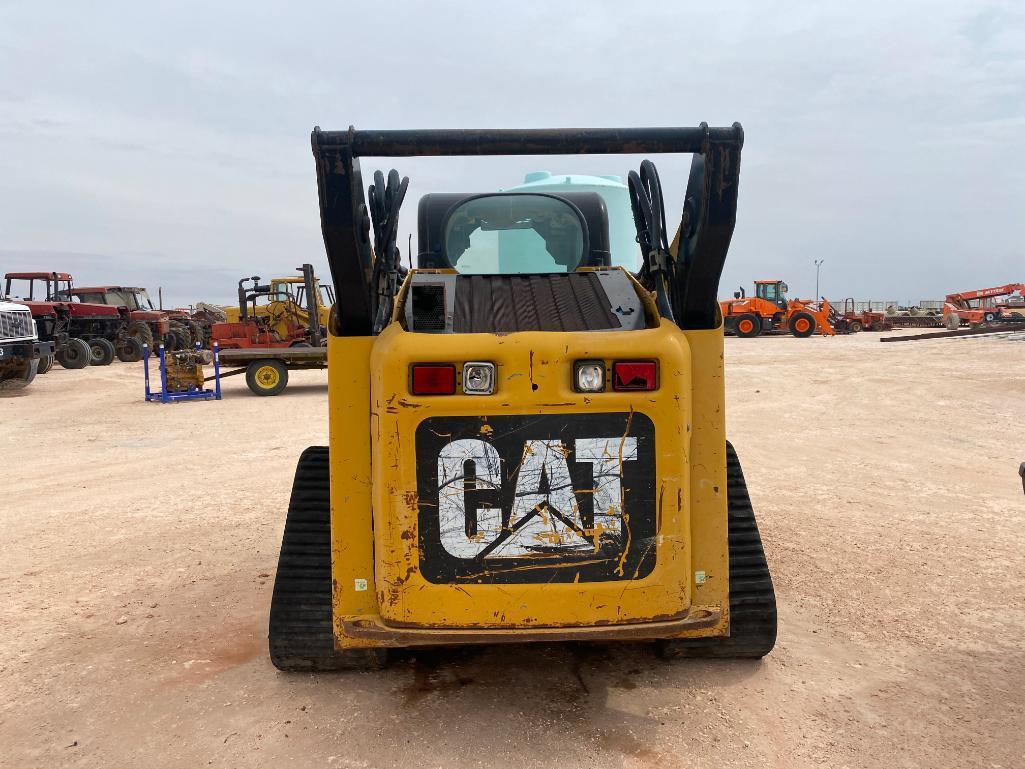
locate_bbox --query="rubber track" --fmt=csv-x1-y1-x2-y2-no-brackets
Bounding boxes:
661,441,778,658
268,446,385,671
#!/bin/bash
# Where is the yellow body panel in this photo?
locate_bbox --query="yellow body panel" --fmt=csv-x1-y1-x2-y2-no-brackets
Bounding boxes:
327,278,731,646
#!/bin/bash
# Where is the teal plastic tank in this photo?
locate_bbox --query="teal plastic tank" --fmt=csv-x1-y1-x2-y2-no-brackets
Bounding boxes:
503,171,639,271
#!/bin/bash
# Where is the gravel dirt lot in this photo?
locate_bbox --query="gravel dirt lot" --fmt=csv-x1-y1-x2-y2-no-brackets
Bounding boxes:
2,332,1023,769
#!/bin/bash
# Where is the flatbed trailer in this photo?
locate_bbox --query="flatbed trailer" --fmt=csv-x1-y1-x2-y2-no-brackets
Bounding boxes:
879,320,1025,343
216,346,326,395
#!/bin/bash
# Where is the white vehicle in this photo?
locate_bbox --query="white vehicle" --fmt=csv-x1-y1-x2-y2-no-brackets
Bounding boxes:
0,298,53,392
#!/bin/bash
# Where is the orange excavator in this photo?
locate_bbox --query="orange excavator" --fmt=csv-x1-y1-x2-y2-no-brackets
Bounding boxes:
721,279,835,338
943,283,1025,329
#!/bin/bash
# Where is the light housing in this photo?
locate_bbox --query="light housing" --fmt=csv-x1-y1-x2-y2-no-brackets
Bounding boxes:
462,361,495,395
612,360,658,391
574,360,606,392
411,364,456,395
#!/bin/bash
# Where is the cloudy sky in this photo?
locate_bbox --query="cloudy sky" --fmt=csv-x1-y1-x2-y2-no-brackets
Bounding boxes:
1,1,1022,308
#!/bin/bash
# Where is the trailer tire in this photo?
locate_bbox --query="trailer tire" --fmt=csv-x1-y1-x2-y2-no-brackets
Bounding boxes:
88,337,116,366
788,312,816,338
247,359,288,396
735,314,761,338
116,337,144,363
37,354,55,375
55,337,91,369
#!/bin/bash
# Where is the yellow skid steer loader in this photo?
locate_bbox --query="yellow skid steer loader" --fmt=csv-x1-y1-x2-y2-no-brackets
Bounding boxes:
269,125,776,670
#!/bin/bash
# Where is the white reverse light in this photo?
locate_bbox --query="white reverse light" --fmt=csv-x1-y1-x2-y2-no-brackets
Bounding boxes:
574,361,605,392
462,362,495,395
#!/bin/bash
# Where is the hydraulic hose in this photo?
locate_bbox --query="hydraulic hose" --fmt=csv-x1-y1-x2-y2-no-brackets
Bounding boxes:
628,160,676,323
368,168,410,333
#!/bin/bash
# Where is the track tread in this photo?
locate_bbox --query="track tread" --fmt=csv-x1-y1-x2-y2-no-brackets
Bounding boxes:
268,446,386,672
660,441,778,659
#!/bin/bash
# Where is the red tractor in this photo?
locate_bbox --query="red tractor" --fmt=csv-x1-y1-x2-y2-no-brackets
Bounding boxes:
3,272,140,367
833,298,891,333
60,285,180,353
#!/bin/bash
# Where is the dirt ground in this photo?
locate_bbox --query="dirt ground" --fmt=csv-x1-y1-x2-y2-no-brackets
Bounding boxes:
2,331,1023,769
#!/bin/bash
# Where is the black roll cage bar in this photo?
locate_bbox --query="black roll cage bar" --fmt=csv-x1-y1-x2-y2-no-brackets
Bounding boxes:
311,125,743,336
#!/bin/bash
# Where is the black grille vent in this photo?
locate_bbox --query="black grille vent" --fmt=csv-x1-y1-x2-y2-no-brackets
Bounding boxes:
410,283,447,331
453,273,621,333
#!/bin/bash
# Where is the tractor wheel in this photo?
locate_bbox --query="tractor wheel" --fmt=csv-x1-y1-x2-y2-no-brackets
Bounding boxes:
788,311,816,338
246,359,289,396
186,320,205,348
0,358,38,393
734,313,761,338
945,313,960,330
658,442,777,659
55,337,91,369
115,337,144,363
169,323,193,350
87,337,116,366
37,354,55,375
848,320,864,333
983,312,997,324
269,446,388,671
290,341,313,348
126,321,154,355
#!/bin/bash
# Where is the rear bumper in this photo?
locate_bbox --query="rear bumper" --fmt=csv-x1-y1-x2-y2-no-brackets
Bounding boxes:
368,322,696,629
0,340,51,360
341,606,722,647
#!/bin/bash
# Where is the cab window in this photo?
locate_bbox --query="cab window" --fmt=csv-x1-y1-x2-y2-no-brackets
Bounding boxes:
444,194,585,274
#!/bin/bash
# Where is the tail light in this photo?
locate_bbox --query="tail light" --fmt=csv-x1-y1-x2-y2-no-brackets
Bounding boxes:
612,361,658,391
411,364,456,395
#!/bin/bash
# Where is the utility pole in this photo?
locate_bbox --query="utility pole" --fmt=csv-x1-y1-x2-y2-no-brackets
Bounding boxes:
814,259,824,299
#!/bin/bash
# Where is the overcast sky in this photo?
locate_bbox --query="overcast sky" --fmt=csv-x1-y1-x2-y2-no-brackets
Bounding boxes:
1,1,1022,308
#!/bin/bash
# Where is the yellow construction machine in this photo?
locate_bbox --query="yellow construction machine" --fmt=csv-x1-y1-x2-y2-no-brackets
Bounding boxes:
224,266,333,340
268,125,777,670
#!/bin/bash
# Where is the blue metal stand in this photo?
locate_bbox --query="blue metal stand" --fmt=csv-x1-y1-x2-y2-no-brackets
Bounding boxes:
144,343,222,403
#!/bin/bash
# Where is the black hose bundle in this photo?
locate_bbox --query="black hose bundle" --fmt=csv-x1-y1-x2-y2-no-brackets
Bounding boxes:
368,168,410,333
628,160,676,323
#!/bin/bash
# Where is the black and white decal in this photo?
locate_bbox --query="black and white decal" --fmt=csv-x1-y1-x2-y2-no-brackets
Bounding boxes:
416,413,656,584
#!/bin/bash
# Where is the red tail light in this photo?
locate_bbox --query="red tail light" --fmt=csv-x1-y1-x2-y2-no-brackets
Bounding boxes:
612,361,658,391
411,364,456,395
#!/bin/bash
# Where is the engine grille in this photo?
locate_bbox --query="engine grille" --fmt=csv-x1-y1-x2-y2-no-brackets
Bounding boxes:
453,273,622,333
0,310,34,341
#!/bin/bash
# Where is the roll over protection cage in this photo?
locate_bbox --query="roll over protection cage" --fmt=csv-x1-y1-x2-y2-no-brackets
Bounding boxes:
311,124,744,336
